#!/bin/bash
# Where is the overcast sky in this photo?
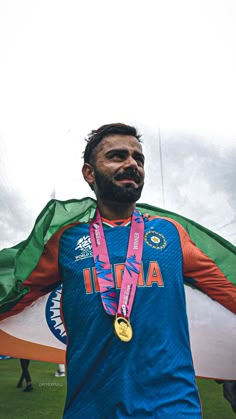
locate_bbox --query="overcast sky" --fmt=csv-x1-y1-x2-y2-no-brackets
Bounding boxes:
0,0,235,249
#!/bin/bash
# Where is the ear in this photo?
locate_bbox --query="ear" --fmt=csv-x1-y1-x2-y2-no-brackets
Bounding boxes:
82,163,95,187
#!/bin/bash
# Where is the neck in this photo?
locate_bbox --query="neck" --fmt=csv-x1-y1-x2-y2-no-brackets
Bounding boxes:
96,199,136,220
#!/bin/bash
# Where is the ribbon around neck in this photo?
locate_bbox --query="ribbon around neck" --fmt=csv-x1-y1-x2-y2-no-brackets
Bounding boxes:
90,208,144,317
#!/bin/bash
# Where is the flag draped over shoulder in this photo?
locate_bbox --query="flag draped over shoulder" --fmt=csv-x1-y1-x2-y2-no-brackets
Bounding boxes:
0,197,235,377
0,198,97,314
0,197,235,314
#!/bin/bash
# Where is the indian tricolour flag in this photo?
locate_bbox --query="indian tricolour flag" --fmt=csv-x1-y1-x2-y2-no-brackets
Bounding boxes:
0,198,235,378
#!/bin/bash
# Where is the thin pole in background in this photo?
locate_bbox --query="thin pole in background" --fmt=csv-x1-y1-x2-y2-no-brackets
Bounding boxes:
158,128,165,208
50,188,56,199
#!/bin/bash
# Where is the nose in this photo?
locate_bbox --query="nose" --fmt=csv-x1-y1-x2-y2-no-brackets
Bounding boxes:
123,155,139,170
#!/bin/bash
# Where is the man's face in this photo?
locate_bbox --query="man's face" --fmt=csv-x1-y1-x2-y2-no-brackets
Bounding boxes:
90,135,145,204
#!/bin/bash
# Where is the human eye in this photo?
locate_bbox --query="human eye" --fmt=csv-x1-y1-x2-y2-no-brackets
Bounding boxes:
108,151,125,161
135,154,145,166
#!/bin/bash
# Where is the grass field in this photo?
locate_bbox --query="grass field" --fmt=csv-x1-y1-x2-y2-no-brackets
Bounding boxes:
0,358,235,418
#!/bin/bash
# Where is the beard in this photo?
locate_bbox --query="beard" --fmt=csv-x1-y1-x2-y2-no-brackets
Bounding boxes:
93,167,144,204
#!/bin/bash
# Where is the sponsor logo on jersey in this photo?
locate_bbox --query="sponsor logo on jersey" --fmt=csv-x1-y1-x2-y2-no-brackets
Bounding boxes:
144,231,167,249
133,232,140,250
75,235,92,261
92,222,101,246
45,284,67,344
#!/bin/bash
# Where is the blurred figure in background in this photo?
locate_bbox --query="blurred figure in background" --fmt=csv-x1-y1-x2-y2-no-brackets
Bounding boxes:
223,381,236,414
17,359,33,392
216,380,236,414
55,363,65,377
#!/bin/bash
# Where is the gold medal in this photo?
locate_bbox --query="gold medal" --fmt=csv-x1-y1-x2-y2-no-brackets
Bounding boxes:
114,316,133,342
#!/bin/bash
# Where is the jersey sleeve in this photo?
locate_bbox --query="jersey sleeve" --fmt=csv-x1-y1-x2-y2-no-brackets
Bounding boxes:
0,225,71,321
175,221,236,314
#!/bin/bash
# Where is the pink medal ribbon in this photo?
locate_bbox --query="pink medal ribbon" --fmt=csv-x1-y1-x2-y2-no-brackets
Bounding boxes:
90,208,144,341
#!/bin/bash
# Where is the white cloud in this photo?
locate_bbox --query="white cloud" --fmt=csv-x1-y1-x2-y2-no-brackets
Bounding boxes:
0,1,235,247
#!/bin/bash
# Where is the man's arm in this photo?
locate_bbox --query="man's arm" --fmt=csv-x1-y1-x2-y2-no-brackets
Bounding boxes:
177,222,236,314
0,225,69,321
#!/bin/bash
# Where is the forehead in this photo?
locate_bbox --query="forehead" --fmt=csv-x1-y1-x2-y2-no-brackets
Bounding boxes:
97,134,143,154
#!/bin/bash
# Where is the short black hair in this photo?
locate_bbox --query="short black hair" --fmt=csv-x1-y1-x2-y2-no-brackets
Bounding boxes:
83,122,142,165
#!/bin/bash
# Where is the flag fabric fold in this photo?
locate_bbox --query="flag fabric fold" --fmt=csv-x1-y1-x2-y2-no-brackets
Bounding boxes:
0,198,97,313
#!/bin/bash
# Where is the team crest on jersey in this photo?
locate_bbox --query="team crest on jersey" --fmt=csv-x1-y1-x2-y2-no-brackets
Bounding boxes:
45,284,67,345
75,235,92,261
144,231,167,249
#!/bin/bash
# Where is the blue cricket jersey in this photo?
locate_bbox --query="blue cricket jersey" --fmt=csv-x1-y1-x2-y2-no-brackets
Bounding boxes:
60,216,202,418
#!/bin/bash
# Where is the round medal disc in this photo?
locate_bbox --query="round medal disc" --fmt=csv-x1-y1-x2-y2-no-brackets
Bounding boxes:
114,316,133,342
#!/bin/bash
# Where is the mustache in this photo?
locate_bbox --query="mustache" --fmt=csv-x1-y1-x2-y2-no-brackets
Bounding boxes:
115,169,141,184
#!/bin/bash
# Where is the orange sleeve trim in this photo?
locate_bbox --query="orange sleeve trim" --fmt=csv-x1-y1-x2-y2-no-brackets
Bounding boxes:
0,222,78,321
